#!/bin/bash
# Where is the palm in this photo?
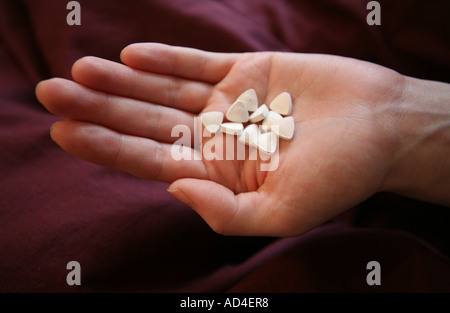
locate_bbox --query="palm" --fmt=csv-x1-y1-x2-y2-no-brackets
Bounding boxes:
37,44,402,236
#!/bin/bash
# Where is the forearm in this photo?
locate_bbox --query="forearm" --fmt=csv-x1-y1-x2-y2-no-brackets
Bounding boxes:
383,76,450,206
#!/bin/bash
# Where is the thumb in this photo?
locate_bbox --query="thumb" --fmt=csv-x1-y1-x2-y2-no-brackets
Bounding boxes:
167,178,277,236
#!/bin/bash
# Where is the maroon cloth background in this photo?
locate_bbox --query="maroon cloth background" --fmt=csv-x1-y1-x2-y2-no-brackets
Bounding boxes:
1,0,449,292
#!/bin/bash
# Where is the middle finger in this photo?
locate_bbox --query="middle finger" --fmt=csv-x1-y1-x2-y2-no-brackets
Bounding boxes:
71,56,212,114
36,78,195,144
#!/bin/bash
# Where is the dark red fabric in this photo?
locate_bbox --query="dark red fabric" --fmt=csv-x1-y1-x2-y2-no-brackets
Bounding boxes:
1,0,449,292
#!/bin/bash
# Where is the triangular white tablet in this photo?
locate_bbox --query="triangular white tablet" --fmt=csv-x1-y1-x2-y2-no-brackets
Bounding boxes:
220,122,244,136
249,104,269,123
236,89,258,112
269,92,292,115
257,131,278,155
200,111,223,133
239,124,259,147
226,100,249,123
261,110,283,132
271,116,295,140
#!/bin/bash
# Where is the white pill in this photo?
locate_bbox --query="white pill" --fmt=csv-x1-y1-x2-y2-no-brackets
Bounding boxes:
236,89,258,112
257,131,278,155
271,116,295,140
239,124,259,147
221,122,244,136
226,100,249,123
200,111,223,134
261,111,283,132
249,104,269,123
269,92,292,115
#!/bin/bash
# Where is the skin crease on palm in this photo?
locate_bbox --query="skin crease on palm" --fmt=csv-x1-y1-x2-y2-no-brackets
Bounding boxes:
35,43,449,237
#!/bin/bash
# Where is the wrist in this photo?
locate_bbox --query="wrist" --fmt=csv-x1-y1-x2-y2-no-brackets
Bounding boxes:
381,75,450,205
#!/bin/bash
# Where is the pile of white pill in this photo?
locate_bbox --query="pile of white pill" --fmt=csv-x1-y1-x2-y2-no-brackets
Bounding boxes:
200,89,295,155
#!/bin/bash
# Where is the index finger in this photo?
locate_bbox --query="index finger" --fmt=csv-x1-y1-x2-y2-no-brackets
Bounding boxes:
120,43,238,84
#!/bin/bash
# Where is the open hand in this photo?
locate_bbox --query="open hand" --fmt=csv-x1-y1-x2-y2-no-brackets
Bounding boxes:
36,43,406,236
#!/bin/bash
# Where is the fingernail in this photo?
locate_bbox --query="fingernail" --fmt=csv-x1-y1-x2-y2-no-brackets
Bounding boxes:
167,188,194,207
49,122,59,140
